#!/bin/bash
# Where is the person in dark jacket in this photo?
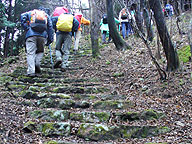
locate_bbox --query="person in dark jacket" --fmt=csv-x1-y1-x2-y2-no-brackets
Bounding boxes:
51,8,79,71
21,7,53,77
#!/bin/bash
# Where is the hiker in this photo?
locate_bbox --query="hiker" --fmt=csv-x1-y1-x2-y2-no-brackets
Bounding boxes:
74,13,90,52
51,7,79,71
20,7,53,77
100,14,120,44
119,7,132,39
165,3,174,17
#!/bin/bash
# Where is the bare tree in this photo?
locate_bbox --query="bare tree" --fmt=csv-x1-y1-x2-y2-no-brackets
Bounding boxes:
141,0,154,41
107,0,131,50
90,0,100,57
149,0,179,71
3,0,12,58
132,0,145,35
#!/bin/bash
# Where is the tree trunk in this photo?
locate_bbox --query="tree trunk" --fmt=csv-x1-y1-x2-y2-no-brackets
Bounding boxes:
0,29,2,57
142,5,154,41
181,0,185,11
149,0,179,71
173,0,180,16
90,0,100,57
3,0,12,58
155,32,161,59
134,0,145,35
106,0,131,50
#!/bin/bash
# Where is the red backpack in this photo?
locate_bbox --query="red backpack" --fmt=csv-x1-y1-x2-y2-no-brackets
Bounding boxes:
53,7,69,17
75,13,83,29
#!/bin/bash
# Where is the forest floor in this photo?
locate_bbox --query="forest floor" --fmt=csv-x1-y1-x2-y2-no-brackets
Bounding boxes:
0,13,192,144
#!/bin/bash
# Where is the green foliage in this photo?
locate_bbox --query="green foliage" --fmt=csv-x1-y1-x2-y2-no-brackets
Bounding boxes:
106,60,111,65
0,2,15,29
178,45,191,63
0,17,16,28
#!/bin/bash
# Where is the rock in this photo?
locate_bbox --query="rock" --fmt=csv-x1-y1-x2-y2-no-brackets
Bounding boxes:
74,101,90,108
77,124,170,141
77,123,120,141
59,99,76,109
140,109,165,120
175,121,185,127
37,122,71,136
28,110,70,121
21,90,39,99
93,100,134,110
23,121,36,133
70,112,110,123
37,98,59,108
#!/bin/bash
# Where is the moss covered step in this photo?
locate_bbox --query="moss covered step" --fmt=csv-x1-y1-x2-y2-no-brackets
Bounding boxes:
113,109,165,121
28,109,164,123
44,141,74,144
16,75,49,84
28,110,70,121
20,90,71,100
36,98,90,109
28,110,110,123
52,86,109,94
77,123,170,141
6,83,27,92
41,64,85,71
0,74,13,85
48,78,89,83
23,121,70,136
93,100,134,110
36,98,133,110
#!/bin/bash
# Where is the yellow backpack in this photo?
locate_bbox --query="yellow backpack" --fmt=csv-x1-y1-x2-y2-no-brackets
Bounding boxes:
56,14,73,32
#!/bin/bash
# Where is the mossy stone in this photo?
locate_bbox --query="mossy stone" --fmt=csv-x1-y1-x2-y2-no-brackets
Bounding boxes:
112,72,124,77
94,112,110,122
0,75,13,85
70,113,84,121
29,86,40,92
23,121,36,132
93,100,133,110
77,123,120,141
44,141,58,144
58,99,75,109
7,84,26,92
140,109,165,120
37,98,58,108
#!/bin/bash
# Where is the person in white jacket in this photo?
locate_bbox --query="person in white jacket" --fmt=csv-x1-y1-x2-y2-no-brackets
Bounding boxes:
119,7,132,39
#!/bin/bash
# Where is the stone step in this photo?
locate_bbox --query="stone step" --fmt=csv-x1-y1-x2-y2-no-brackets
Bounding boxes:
36,98,133,110
77,123,170,141
52,86,109,94
23,121,170,141
23,121,71,136
24,86,109,94
15,75,98,84
36,98,90,109
5,80,106,95
43,141,75,144
41,65,85,71
28,109,165,123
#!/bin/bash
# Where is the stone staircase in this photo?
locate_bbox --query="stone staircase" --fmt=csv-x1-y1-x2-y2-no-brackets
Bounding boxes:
1,44,170,143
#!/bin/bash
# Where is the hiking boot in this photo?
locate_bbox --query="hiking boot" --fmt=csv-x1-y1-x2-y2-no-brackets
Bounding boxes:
73,49,77,55
26,73,36,78
54,60,62,69
35,65,41,74
60,67,66,72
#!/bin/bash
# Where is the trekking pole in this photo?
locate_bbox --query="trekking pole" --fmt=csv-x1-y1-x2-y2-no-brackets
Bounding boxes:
49,44,54,70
